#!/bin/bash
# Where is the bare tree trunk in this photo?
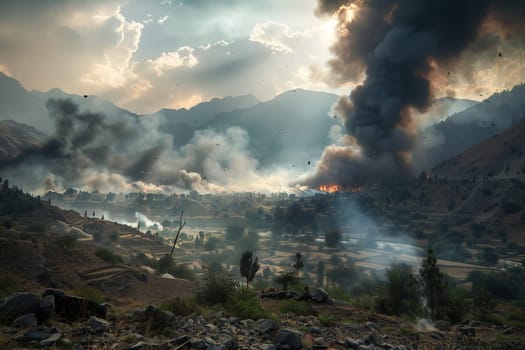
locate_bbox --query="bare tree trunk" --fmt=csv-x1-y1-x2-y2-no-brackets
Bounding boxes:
169,210,186,258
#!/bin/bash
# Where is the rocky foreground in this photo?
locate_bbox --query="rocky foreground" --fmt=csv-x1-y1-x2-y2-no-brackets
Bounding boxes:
0,290,523,350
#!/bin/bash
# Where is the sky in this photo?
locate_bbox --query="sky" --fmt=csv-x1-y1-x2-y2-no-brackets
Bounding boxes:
0,0,346,114
0,0,524,194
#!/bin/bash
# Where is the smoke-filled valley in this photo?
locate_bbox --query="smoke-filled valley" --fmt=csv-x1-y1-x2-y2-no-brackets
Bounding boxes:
1,0,525,349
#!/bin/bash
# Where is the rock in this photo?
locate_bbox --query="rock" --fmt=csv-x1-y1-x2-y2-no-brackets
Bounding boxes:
258,319,278,335
276,328,304,350
313,288,329,303
380,343,395,349
310,326,322,335
190,337,207,349
345,337,360,349
43,289,107,321
0,292,41,321
434,320,450,331
167,335,190,347
137,305,175,329
38,294,55,323
218,333,238,350
40,333,62,347
357,346,373,350
366,321,381,332
86,316,109,334
128,341,160,350
23,327,52,341
209,346,225,350
313,337,328,349
261,344,277,350
394,346,408,350
502,327,514,335
457,326,476,337
12,313,38,328
364,332,382,346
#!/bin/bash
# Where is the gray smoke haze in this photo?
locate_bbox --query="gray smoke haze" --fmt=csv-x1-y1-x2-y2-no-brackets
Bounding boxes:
0,98,297,194
303,0,525,187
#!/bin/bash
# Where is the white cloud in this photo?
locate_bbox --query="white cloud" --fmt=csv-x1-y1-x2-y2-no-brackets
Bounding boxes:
158,15,169,24
249,22,310,53
146,47,198,76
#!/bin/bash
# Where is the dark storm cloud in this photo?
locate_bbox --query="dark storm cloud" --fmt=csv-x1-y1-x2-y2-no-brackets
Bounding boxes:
304,0,525,187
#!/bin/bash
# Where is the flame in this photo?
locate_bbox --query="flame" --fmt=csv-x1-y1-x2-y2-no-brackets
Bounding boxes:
319,184,342,193
319,184,361,193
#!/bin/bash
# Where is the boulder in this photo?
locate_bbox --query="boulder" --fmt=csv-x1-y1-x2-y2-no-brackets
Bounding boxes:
276,328,304,350
22,327,53,341
86,316,109,334
12,313,38,328
457,326,476,337
313,288,329,303
258,318,278,335
345,337,360,349
40,333,62,347
364,332,382,346
434,320,450,331
366,321,381,332
0,292,40,322
43,289,107,321
135,305,175,329
37,294,55,323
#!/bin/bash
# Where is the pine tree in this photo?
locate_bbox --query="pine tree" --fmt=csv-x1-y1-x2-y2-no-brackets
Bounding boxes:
317,260,325,287
418,249,448,320
292,252,304,278
240,250,260,289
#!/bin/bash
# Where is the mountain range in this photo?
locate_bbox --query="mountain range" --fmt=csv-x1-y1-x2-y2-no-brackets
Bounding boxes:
1,71,525,190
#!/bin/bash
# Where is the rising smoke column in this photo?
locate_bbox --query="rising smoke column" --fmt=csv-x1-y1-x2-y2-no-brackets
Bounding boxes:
304,0,525,187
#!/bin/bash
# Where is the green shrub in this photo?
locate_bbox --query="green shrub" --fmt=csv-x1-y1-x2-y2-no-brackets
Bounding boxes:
279,300,317,316
197,263,239,305
161,296,202,316
318,312,337,326
157,255,195,280
0,275,18,298
224,290,267,319
73,286,105,304
54,234,77,248
28,223,46,233
95,247,124,264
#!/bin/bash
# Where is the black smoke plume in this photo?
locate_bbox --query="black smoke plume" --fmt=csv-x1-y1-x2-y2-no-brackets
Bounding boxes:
304,0,525,187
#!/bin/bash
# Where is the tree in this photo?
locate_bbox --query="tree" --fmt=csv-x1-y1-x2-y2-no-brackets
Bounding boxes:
263,266,272,280
240,250,260,289
226,224,245,241
292,252,304,278
325,230,342,248
198,263,239,305
275,270,299,290
379,263,419,316
169,210,186,258
317,261,325,287
204,237,219,253
418,249,448,320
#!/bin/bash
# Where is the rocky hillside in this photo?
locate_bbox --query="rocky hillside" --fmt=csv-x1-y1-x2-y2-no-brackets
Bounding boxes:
0,289,522,349
0,120,48,161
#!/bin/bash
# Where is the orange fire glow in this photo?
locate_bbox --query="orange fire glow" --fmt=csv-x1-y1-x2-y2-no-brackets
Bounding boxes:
319,184,342,193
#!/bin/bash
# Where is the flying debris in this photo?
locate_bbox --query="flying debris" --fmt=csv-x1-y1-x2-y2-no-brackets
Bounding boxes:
308,161,311,165
499,52,502,57
83,95,88,98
